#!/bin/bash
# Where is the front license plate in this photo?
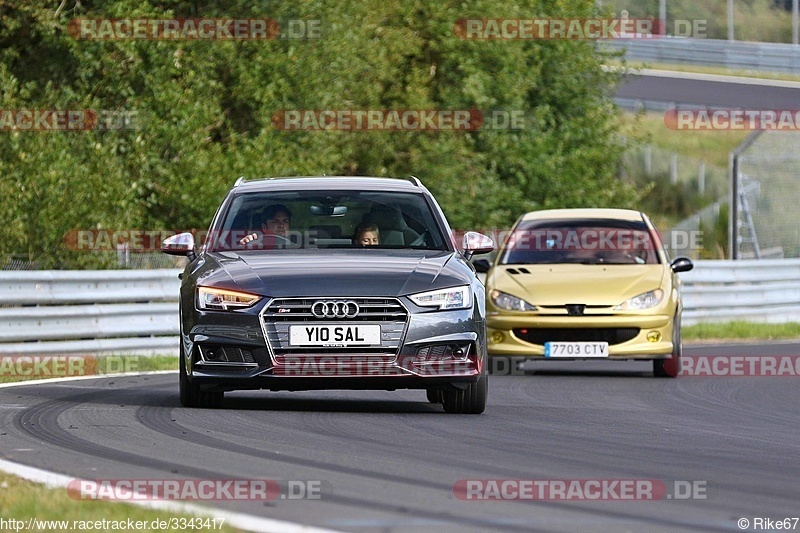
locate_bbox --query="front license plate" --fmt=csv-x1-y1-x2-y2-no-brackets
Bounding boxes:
544,342,609,358
289,325,381,347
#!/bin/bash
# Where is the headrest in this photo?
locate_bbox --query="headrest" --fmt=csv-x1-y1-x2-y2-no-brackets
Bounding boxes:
364,205,407,230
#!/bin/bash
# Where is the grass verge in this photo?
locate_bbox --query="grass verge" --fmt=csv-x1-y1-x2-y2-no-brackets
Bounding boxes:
620,110,749,168
0,355,178,384
0,473,243,532
683,321,800,342
0,355,248,532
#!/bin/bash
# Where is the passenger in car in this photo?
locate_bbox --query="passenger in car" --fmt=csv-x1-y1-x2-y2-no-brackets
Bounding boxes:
353,222,380,246
239,204,292,245
361,205,420,245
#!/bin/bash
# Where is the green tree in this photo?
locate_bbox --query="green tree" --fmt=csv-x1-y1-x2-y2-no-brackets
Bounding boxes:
0,0,638,267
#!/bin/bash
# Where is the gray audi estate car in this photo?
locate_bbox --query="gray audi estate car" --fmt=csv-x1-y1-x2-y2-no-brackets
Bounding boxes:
162,176,494,413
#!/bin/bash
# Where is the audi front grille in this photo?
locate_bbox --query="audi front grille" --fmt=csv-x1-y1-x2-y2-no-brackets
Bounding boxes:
260,298,409,364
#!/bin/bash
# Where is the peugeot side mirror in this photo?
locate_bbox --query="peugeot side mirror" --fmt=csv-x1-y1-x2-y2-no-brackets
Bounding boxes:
670,256,694,273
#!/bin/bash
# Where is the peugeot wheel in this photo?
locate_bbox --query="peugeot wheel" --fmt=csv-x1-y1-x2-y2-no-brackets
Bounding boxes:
654,314,681,378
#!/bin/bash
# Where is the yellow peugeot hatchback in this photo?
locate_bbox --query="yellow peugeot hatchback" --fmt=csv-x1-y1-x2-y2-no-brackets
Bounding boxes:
476,208,694,377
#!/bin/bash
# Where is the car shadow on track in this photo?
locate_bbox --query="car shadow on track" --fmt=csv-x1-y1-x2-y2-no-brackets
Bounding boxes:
512,369,655,378
3,378,453,413
495,360,658,378
218,394,447,413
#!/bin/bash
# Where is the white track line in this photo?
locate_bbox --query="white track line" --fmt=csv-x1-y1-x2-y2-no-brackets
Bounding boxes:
0,370,176,388
0,372,343,533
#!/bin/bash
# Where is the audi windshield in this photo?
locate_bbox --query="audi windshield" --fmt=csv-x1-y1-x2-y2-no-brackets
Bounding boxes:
207,190,450,252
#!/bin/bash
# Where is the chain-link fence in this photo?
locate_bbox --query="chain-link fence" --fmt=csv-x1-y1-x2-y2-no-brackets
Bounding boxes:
620,141,729,260
622,143,728,200
669,201,728,260
734,131,800,259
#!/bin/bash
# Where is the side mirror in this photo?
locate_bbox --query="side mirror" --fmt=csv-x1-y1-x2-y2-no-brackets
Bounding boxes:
670,256,694,273
463,231,494,260
162,232,196,260
473,258,492,273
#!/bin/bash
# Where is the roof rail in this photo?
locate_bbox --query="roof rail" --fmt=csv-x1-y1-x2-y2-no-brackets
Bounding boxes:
407,175,423,187
233,176,246,188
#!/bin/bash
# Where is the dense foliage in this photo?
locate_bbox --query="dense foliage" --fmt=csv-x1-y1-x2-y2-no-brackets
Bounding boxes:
0,0,639,268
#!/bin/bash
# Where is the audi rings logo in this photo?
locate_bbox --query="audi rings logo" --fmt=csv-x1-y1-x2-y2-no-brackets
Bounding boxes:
311,300,360,319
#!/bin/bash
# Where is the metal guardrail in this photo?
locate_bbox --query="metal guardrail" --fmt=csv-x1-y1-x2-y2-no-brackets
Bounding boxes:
679,258,800,325
603,38,800,74
0,270,182,355
0,260,798,355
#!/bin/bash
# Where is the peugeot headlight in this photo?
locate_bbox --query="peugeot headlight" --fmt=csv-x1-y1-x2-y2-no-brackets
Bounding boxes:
490,290,537,311
615,289,664,310
409,286,471,310
197,287,261,311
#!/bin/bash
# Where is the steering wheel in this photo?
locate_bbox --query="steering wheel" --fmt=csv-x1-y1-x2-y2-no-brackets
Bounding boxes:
240,232,294,249
622,251,647,264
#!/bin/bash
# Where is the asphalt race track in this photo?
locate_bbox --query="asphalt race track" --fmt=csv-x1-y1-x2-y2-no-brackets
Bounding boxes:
615,71,800,109
1,342,799,532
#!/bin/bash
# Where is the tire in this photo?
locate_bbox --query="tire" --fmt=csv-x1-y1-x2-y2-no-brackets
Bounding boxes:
179,338,223,408
426,389,442,404
654,314,682,378
442,369,488,414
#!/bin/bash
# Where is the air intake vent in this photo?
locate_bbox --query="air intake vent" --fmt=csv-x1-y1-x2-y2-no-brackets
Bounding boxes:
513,328,640,346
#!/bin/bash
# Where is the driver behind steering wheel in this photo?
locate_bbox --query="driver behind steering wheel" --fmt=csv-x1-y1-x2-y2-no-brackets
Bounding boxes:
239,204,292,246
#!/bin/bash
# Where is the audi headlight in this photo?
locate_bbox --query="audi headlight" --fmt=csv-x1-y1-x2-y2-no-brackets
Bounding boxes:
409,286,471,310
615,289,664,310
490,290,537,311
197,287,261,311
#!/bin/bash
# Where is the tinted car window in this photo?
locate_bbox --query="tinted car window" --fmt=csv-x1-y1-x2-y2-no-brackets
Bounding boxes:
208,190,448,251
500,218,660,265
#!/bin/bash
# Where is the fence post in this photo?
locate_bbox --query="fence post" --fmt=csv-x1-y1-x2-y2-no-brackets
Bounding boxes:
670,153,678,184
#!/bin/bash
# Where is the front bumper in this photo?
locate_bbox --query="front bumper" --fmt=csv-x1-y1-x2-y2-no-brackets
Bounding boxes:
486,313,675,360
183,303,486,390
